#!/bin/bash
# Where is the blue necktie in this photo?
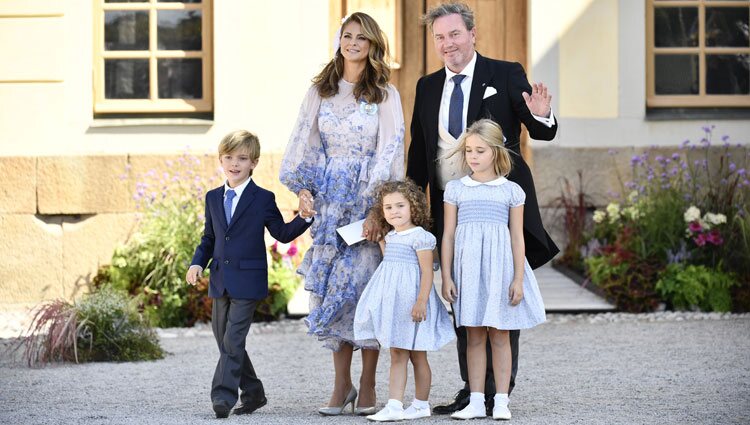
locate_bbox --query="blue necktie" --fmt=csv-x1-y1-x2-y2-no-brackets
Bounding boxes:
448,74,466,139
224,189,236,225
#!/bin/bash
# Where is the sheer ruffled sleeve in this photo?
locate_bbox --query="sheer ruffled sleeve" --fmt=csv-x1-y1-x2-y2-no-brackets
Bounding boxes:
412,229,437,252
364,84,405,198
509,181,526,207
280,86,325,197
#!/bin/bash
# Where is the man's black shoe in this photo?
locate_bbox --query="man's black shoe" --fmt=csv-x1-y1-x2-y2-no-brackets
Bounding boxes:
214,406,230,419
432,389,470,415
485,394,495,416
233,396,267,415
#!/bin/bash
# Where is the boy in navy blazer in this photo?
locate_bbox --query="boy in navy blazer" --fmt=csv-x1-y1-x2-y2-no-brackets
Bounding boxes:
186,130,313,419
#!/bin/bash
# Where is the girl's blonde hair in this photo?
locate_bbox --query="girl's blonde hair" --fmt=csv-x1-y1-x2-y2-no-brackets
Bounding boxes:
371,179,432,231
447,119,513,177
313,12,391,104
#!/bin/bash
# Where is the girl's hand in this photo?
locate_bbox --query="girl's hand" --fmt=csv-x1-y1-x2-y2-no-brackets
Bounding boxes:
509,279,524,306
442,279,458,303
411,300,427,322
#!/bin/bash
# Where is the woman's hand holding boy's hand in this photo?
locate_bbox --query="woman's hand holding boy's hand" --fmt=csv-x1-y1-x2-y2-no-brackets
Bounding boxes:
509,279,524,305
442,278,457,303
186,265,203,286
411,299,427,322
297,189,316,218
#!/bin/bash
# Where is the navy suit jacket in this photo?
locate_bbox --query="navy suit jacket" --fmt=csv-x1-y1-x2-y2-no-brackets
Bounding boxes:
191,180,311,300
407,53,559,269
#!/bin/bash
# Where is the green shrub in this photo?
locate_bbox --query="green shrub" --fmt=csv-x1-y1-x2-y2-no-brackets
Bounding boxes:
19,288,163,366
655,263,736,312
97,154,220,327
96,154,305,326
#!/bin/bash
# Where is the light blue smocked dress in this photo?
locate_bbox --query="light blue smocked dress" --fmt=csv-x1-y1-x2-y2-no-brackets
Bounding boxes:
444,176,546,330
354,227,454,351
280,81,405,351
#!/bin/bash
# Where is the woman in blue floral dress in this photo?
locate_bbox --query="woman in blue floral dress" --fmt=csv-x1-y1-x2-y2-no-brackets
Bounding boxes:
279,12,404,414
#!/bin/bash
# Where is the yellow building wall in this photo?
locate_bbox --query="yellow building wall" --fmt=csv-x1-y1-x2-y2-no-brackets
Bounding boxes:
532,0,618,119
0,1,330,309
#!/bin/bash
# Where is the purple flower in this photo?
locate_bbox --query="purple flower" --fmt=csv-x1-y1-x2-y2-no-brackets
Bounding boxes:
671,153,680,161
729,163,737,172
630,155,642,166
722,135,730,142
705,229,724,246
689,220,704,233
738,168,747,176
693,233,707,247
701,125,711,133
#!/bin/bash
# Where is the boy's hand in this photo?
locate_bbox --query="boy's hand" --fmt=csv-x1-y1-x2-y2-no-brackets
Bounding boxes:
411,300,427,322
442,278,458,303
509,279,524,306
186,265,203,285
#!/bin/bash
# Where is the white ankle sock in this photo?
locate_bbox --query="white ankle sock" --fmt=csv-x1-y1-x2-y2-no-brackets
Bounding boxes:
411,398,429,409
469,392,485,408
386,399,404,411
494,393,509,406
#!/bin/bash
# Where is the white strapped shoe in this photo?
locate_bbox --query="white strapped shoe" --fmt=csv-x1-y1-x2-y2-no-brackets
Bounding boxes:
492,404,512,420
403,404,431,420
367,405,405,422
450,403,487,420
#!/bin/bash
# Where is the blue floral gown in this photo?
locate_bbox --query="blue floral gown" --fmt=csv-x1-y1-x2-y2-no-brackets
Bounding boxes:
280,80,405,350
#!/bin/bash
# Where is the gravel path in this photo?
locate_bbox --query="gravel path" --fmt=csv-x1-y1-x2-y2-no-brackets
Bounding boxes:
1,313,748,424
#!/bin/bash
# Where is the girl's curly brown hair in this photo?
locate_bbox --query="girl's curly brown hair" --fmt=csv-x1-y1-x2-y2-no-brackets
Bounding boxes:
371,179,432,231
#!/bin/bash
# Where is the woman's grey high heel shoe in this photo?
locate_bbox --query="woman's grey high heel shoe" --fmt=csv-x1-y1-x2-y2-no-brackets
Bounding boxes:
354,406,378,416
318,387,358,416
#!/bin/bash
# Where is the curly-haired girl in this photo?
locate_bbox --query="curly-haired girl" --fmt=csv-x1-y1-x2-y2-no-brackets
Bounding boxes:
354,179,454,421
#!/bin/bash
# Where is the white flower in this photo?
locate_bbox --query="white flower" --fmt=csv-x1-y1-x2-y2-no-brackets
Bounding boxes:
683,206,701,223
627,191,639,203
623,206,642,221
593,210,606,224
704,212,727,226
606,203,621,223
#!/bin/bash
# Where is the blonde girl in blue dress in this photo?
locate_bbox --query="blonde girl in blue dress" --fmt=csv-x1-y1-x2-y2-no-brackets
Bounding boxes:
441,119,546,420
354,180,454,421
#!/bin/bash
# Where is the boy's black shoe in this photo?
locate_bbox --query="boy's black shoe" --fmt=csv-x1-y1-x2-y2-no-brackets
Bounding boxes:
432,389,470,414
214,406,230,419
233,396,267,415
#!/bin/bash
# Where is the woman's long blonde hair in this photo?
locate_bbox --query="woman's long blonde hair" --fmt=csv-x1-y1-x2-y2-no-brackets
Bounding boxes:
312,12,391,104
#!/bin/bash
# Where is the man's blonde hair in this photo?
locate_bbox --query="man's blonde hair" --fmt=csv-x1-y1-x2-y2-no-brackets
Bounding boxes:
218,130,261,161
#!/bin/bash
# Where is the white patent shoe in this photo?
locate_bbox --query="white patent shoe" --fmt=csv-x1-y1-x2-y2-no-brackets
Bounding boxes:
450,402,487,420
403,404,431,420
492,403,511,420
366,405,405,422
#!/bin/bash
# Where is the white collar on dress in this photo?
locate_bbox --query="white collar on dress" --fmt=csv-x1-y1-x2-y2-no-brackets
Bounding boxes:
460,175,508,187
387,226,422,236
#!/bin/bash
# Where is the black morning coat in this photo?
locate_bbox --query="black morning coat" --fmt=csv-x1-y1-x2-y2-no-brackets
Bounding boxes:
407,52,560,269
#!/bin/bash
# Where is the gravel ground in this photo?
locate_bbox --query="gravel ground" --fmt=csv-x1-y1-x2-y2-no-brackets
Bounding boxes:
1,312,748,425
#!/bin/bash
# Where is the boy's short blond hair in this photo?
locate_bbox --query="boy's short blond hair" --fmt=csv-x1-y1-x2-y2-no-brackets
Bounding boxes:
218,130,261,161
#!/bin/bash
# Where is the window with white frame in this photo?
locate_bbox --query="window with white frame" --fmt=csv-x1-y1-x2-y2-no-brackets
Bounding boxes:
647,0,750,108
94,0,212,114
